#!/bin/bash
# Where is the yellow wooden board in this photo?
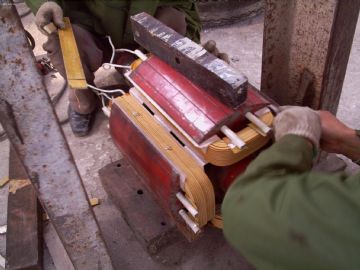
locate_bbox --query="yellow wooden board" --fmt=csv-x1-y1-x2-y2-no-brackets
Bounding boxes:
58,17,87,89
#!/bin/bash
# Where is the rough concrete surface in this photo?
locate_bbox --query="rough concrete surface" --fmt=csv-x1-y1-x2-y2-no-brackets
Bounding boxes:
0,139,9,269
0,2,359,270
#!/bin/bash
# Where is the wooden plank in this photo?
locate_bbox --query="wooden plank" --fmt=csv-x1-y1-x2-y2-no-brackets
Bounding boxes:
99,159,180,254
130,12,248,109
58,17,87,90
320,1,360,112
0,7,114,269
6,147,41,270
43,222,75,270
261,0,360,113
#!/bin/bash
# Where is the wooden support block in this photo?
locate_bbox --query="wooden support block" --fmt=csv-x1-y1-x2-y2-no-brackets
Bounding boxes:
99,159,181,255
89,198,100,207
58,17,87,90
6,148,42,270
131,12,248,109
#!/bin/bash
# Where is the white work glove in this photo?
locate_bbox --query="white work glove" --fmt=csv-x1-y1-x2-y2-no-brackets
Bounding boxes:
274,106,321,149
203,40,230,64
35,2,65,30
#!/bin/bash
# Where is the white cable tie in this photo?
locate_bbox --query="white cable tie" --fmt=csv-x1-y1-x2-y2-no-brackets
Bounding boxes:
176,192,198,218
268,104,280,115
228,143,236,149
245,112,271,134
220,126,246,149
179,209,200,234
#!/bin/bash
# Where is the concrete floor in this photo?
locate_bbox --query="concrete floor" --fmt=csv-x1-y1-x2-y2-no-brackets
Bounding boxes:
0,2,359,270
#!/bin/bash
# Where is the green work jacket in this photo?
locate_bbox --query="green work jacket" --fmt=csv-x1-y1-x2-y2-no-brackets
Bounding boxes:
25,0,201,47
222,134,360,270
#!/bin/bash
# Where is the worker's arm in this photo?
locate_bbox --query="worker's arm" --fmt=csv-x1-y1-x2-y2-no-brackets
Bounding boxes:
222,108,360,270
25,0,61,14
159,0,201,43
319,110,360,162
26,0,105,37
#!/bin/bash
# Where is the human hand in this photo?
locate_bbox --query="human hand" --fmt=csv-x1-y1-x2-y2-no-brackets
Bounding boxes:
274,106,321,149
203,40,230,64
318,111,360,161
35,2,65,31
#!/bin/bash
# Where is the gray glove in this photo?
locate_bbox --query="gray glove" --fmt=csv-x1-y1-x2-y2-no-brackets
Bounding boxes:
35,2,65,30
203,40,230,64
274,106,321,149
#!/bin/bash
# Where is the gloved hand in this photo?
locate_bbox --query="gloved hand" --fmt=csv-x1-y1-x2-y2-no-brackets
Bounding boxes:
35,2,65,30
203,40,230,64
274,106,321,149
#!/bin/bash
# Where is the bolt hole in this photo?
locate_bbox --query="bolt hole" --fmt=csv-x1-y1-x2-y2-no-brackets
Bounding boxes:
137,189,143,195
116,163,121,167
175,57,180,64
161,221,166,226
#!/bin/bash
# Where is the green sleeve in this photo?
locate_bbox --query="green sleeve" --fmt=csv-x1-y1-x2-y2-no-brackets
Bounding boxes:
222,134,360,270
25,0,61,14
25,0,104,36
159,0,201,43
174,1,201,43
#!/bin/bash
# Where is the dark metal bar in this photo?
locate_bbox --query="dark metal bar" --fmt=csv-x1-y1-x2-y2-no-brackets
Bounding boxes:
131,12,248,109
0,4,114,269
261,0,360,113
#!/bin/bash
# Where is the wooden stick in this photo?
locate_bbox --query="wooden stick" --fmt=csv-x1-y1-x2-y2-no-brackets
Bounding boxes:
58,17,87,89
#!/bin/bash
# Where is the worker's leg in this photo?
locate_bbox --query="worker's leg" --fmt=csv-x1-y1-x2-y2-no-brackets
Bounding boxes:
43,24,107,136
154,6,187,36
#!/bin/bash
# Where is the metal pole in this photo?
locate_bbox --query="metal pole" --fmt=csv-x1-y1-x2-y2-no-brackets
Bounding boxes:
0,3,114,269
